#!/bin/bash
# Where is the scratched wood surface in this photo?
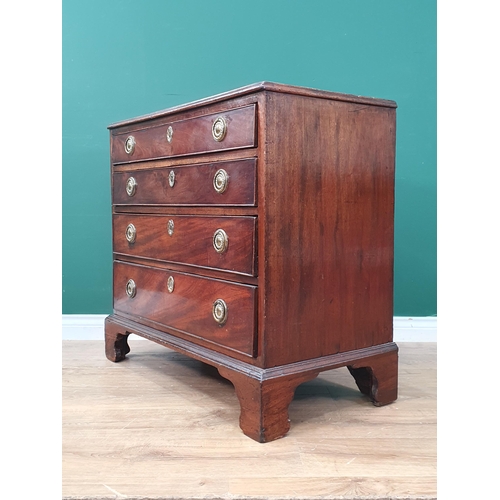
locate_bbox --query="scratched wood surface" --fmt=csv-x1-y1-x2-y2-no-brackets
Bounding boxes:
62,341,436,500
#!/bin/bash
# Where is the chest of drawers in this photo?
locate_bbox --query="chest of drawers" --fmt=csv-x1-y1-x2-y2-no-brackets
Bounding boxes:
105,82,398,442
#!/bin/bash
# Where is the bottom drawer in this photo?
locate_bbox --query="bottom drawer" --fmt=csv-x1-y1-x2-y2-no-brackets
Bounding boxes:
113,261,257,357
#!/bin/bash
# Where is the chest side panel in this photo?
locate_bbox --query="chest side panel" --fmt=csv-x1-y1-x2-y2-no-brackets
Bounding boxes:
260,91,396,367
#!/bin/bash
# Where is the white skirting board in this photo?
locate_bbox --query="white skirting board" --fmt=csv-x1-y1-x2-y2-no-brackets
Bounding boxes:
62,315,437,342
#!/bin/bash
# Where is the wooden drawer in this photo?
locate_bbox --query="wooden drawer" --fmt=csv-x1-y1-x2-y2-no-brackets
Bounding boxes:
111,105,256,163
113,214,257,276
113,158,256,206
113,262,257,356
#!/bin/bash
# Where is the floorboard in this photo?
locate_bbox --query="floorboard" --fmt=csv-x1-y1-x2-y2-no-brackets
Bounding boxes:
62,340,436,500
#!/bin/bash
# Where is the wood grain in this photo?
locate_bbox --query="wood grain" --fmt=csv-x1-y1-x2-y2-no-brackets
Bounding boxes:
113,213,257,276
259,91,396,367
111,104,256,163
113,262,257,356
112,158,257,206
62,341,436,500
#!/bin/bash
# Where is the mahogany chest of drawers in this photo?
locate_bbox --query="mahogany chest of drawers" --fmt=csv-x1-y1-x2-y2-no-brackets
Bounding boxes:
105,82,398,442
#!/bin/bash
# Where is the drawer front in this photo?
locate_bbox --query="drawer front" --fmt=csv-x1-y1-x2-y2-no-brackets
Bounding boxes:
113,262,257,356
113,214,257,276
113,158,256,206
111,105,256,163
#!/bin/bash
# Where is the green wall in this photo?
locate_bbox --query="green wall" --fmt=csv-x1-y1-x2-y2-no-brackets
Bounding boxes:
62,0,436,316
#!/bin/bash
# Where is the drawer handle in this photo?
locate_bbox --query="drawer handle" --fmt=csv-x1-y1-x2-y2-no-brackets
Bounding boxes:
212,299,228,325
126,176,137,197
125,223,136,243
166,125,173,143
212,116,227,142
168,170,175,188
124,135,136,155
167,219,174,236
167,275,175,293
125,279,136,298
213,168,228,194
213,228,228,254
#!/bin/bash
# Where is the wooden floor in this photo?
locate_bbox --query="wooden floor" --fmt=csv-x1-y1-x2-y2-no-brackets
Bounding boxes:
62,340,436,500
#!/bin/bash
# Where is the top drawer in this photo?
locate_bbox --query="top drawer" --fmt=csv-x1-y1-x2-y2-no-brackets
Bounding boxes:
111,105,256,163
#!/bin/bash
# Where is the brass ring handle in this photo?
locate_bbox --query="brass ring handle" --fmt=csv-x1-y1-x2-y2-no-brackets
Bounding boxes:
126,177,137,197
126,279,136,298
168,170,175,188
167,276,175,293
212,116,227,142
124,136,136,155
166,125,173,143
213,169,228,194
212,299,228,325
167,219,174,236
125,223,136,243
213,229,228,254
